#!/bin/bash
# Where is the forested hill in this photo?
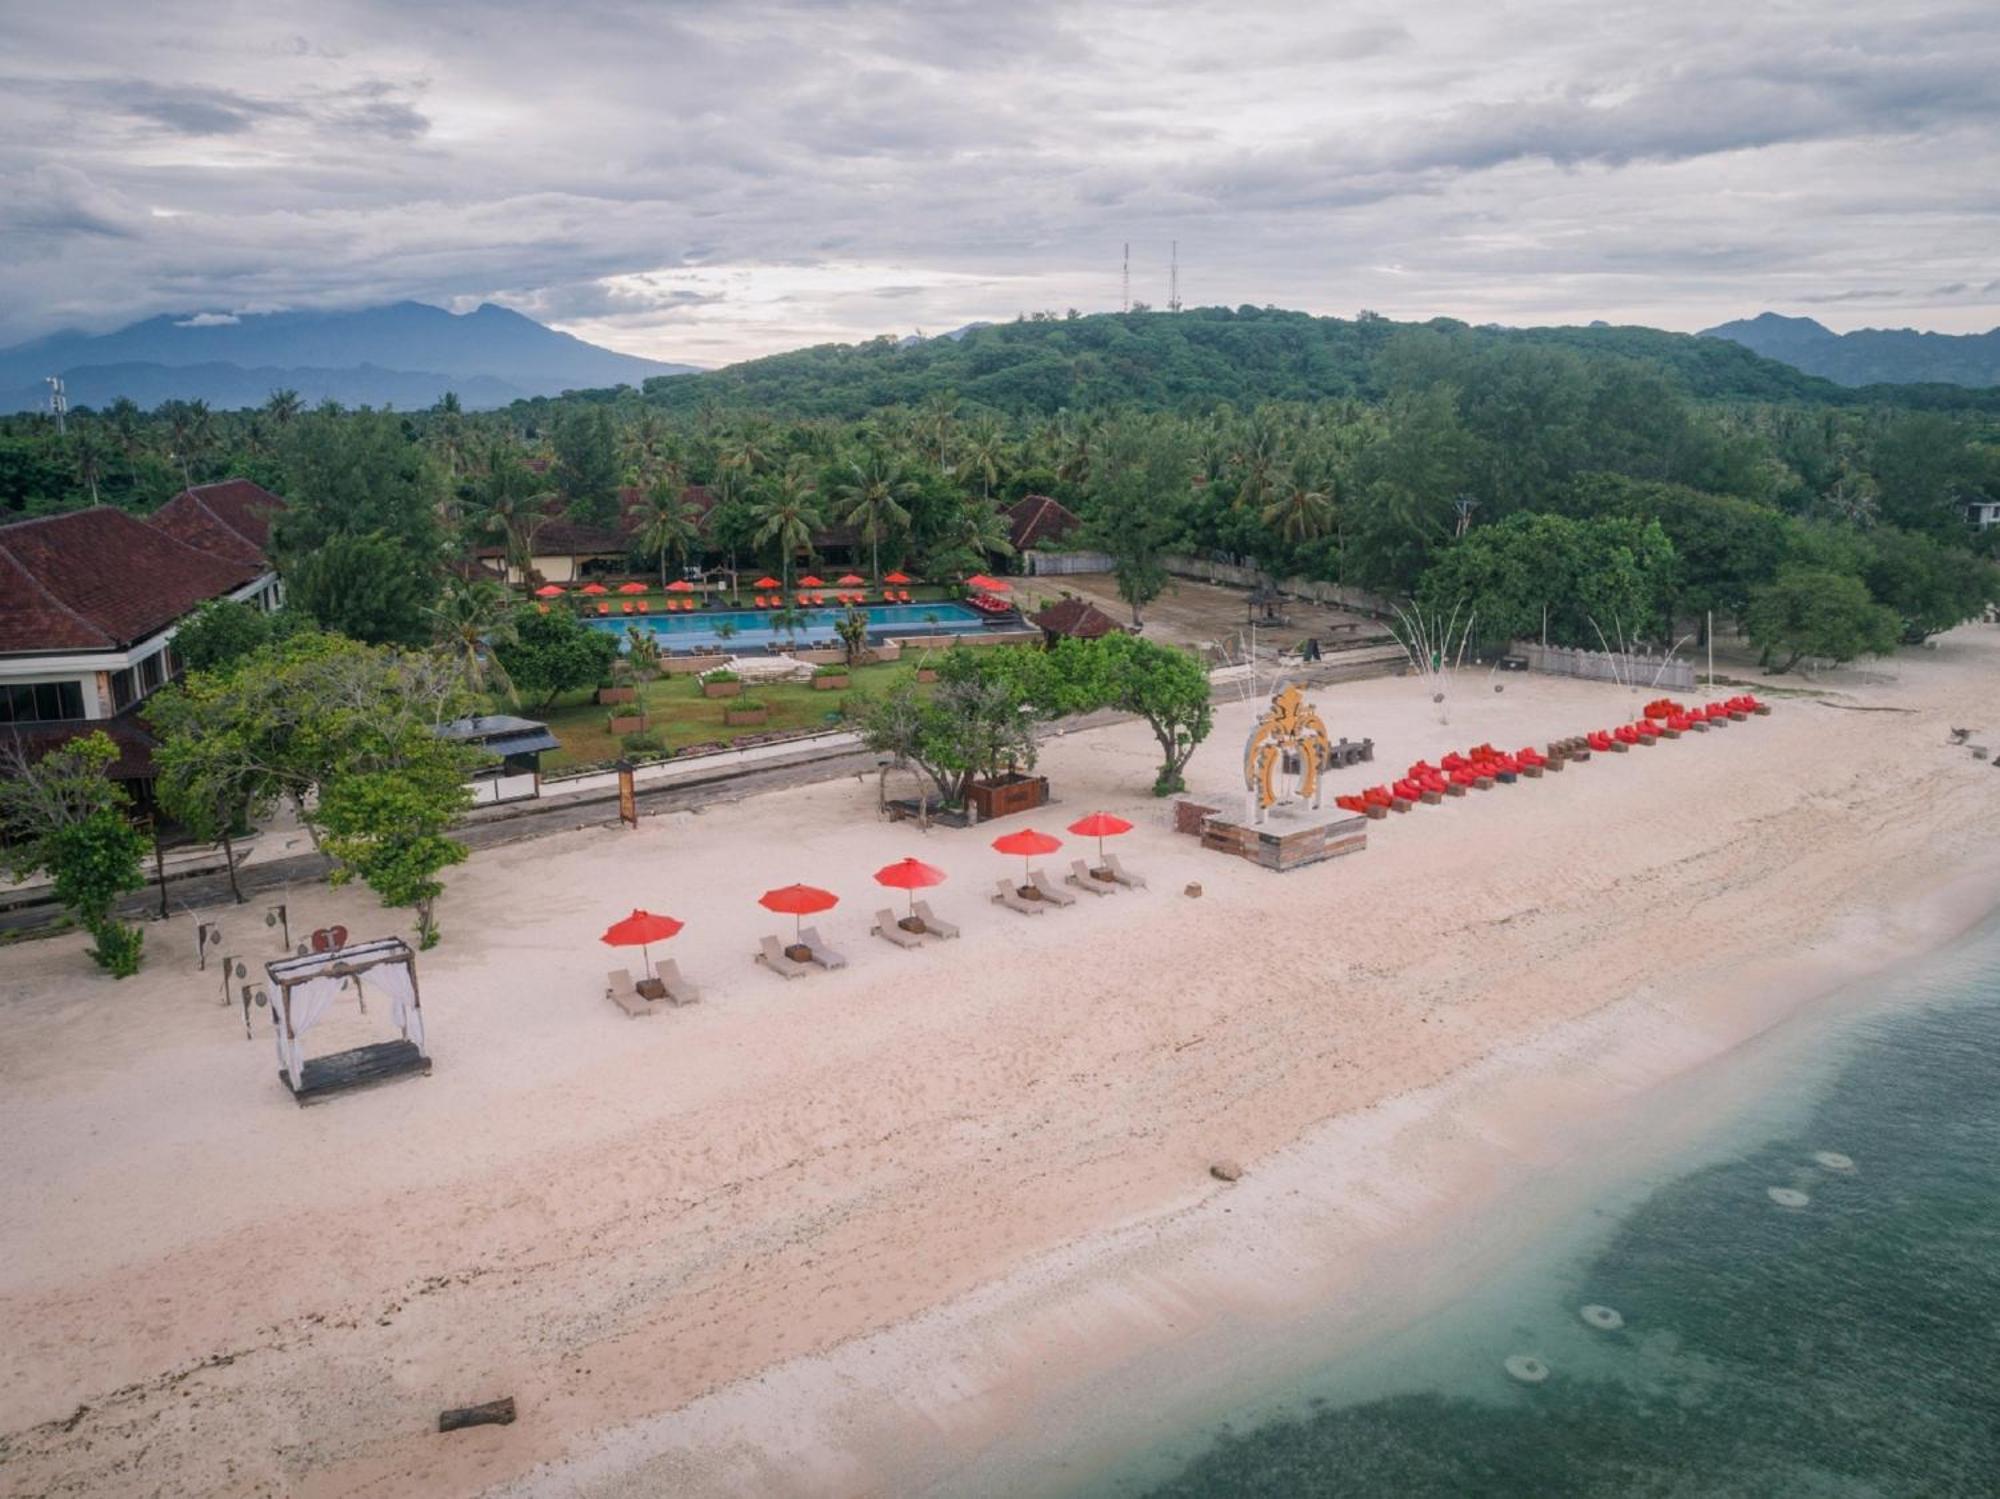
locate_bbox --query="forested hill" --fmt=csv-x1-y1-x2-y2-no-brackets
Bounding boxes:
1701,312,2000,389
614,307,2000,420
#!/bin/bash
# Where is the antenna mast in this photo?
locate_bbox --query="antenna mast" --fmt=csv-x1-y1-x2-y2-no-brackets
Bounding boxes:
1169,241,1181,313
1121,242,1130,313
45,376,67,437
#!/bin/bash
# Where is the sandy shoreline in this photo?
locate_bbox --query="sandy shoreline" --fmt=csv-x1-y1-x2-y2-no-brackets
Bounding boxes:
4,631,1999,1497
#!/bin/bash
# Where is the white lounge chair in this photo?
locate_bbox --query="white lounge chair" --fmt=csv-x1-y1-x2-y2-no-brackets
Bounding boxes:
992,879,1044,915
1103,852,1149,889
605,967,657,1017
872,909,925,950
1027,868,1076,906
1066,859,1117,896
657,957,703,1006
913,900,959,939
757,935,812,980
800,924,848,970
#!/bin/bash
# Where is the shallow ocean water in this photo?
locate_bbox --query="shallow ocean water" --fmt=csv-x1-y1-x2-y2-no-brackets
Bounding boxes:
1100,923,2000,1498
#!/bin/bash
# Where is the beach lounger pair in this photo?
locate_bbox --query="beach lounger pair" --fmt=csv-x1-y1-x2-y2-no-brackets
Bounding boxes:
992,869,1077,913
605,961,702,1016
756,927,848,979
871,901,960,949
1067,859,1119,896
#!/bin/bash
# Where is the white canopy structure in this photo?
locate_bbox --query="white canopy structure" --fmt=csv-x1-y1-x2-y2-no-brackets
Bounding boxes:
263,937,430,1103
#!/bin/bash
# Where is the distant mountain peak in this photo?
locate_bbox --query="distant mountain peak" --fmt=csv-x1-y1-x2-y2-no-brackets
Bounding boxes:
1700,311,1998,387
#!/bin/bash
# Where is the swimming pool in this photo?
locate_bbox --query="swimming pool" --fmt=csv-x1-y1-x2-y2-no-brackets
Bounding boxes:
585,600,992,652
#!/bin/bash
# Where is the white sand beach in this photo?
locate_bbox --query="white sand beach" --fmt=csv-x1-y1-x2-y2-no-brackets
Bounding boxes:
4,633,2000,1498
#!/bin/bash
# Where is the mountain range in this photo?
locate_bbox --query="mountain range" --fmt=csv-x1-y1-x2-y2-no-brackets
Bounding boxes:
0,302,697,414
1700,312,2000,388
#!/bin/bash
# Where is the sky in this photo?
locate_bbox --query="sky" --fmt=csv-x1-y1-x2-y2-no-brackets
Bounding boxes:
2,0,1997,367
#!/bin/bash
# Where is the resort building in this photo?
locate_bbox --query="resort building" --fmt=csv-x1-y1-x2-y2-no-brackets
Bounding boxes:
1027,595,1127,646
0,481,286,794
1967,497,2000,531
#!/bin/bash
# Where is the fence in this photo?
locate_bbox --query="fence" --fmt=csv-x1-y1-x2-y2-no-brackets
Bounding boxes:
1160,556,1399,617
1516,643,1696,690
1023,550,1116,576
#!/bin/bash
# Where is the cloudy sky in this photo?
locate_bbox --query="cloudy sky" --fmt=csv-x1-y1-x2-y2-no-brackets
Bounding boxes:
3,0,1997,365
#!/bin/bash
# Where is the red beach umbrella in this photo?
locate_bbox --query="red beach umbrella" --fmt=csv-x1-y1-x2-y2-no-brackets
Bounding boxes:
1067,811,1134,864
873,857,947,922
758,883,839,942
990,827,1061,884
798,574,825,588
617,581,648,594
580,582,609,596
837,573,865,586
754,576,782,590
600,908,685,978
533,584,565,598
884,571,912,585
665,579,695,593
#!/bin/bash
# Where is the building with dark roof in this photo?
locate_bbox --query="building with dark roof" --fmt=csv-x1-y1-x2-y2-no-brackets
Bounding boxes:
1006,494,1081,554
1027,595,1127,644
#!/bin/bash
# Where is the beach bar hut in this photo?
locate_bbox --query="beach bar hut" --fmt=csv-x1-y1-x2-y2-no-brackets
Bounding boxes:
263,937,431,1104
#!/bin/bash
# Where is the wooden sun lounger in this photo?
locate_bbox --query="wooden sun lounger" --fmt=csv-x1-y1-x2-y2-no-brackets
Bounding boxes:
1027,868,1076,906
656,957,703,1006
992,879,1044,915
872,909,925,949
800,925,848,970
913,900,959,939
606,967,657,1017
1103,853,1149,889
757,935,812,980
1067,859,1118,896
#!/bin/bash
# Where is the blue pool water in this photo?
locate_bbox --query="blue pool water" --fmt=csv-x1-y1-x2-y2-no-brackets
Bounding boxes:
585,600,989,652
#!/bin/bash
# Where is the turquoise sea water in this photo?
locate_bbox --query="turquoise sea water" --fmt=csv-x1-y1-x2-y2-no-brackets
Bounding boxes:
1095,920,2000,1499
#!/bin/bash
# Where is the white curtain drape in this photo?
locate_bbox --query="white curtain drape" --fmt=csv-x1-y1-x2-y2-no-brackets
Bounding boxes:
274,974,348,1089
364,963,424,1052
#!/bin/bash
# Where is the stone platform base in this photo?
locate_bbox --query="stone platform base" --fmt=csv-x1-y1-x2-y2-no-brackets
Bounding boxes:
1194,801,1368,871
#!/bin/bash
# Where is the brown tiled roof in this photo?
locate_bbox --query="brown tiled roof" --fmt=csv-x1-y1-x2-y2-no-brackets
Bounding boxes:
1028,596,1124,640
474,485,718,559
1007,494,1081,552
149,480,287,567
0,507,263,655
5,713,160,781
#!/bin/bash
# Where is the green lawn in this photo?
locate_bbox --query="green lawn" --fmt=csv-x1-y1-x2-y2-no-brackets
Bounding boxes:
527,660,919,773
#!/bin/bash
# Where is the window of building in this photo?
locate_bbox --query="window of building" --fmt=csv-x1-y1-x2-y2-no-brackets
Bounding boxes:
0,680,85,724
109,667,138,711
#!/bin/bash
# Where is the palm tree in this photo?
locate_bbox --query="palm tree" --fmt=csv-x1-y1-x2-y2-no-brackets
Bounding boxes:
634,477,702,588
1261,472,1336,548
70,429,104,506
429,391,469,480
474,440,548,580
263,388,303,427
960,418,1008,502
750,458,823,593
427,580,519,703
836,450,913,582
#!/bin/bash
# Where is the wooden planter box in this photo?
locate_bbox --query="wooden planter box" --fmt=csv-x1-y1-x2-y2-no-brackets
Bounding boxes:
723,706,769,727
608,714,647,734
597,686,637,705
811,675,851,692
702,680,744,699
967,773,1047,822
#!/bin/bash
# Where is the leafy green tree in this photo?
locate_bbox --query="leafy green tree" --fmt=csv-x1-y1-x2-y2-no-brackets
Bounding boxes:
553,405,621,528
286,532,432,646
150,677,285,903
426,579,519,700
1862,527,1997,643
1095,634,1213,795
472,439,548,579
173,598,278,673
1744,569,1899,674
0,733,147,974
1082,418,1188,626
1560,476,1794,633
1415,512,1678,651
493,603,618,711
835,606,871,665
318,743,471,948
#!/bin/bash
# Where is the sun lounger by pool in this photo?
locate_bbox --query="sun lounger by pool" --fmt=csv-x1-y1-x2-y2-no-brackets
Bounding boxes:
913,900,959,939
656,957,703,1006
1103,853,1148,889
992,879,1044,915
1067,859,1118,895
872,909,925,949
800,924,848,969
605,967,657,1017
757,935,812,980
1027,868,1076,906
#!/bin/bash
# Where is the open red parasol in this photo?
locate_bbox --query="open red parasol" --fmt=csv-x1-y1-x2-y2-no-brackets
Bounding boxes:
873,857,946,922
798,574,825,588
580,582,609,595
600,908,685,978
665,579,694,593
991,827,1061,884
617,581,648,594
836,573,865,586
533,584,565,598
884,570,913,585
758,883,838,941
754,576,782,590
1066,811,1134,864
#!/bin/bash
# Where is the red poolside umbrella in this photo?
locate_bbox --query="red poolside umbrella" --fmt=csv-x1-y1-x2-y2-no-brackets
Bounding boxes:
991,827,1062,886
874,857,947,923
580,582,609,595
754,576,782,590
798,574,825,588
533,584,565,598
600,908,685,979
617,581,648,594
759,883,839,942
665,579,695,593
964,574,995,590
884,571,912,585
836,573,865,586
1067,811,1134,865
